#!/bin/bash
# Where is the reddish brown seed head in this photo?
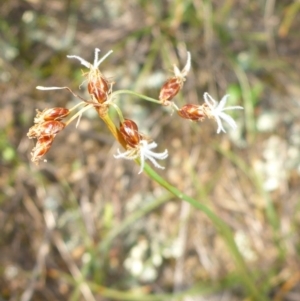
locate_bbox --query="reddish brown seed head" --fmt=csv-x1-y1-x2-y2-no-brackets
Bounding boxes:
88,70,109,103
31,135,54,163
159,77,182,103
159,52,191,104
34,108,70,123
120,119,142,148
177,104,206,121
27,120,65,139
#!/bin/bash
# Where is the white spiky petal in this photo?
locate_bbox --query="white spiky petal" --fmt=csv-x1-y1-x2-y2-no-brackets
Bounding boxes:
66,48,113,69
114,140,168,174
203,92,244,134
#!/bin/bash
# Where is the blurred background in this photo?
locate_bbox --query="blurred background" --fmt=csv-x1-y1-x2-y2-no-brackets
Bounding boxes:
1,0,300,300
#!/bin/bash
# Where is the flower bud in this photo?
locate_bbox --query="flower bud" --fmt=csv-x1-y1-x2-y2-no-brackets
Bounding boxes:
34,107,70,123
87,76,109,104
31,135,54,163
120,119,142,148
28,120,65,139
177,104,206,121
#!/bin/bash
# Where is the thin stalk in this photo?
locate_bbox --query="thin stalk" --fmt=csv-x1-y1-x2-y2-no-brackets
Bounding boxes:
111,90,162,104
142,163,263,300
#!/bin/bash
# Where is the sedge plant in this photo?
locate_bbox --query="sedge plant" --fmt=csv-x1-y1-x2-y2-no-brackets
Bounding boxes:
27,47,267,300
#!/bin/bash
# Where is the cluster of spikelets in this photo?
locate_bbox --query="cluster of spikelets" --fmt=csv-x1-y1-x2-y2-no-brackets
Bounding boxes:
28,48,243,173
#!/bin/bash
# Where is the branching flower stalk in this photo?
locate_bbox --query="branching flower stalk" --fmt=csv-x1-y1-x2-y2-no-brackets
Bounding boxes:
27,48,267,300
29,47,243,169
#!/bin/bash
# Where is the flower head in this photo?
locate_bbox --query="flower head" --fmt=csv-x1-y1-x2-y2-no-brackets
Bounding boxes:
177,104,206,121
27,120,66,139
114,119,168,174
67,48,113,103
119,119,143,148
28,108,67,163
159,51,191,105
34,107,70,123
203,92,244,134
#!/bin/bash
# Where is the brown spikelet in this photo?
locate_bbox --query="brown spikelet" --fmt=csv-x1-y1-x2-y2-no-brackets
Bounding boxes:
31,135,54,163
177,104,206,121
159,77,182,104
87,77,109,103
27,120,65,139
159,52,191,105
34,108,70,123
120,119,142,148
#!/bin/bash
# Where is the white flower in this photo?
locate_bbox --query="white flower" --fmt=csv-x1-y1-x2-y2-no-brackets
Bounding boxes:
67,48,113,70
203,92,244,134
114,140,168,174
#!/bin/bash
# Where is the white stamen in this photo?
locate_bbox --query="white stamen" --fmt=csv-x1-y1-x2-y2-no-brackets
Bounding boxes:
94,48,101,66
67,48,113,69
95,50,113,67
66,55,91,68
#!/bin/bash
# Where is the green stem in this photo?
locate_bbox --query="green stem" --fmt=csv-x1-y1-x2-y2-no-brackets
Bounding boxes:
111,90,162,104
143,163,265,300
